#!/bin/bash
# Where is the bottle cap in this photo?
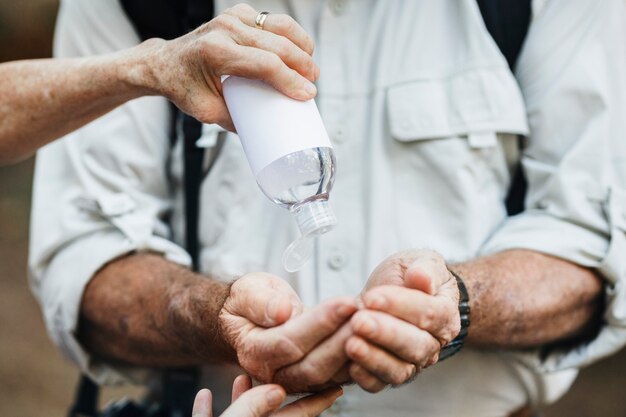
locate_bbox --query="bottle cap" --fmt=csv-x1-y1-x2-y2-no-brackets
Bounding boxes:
282,200,337,272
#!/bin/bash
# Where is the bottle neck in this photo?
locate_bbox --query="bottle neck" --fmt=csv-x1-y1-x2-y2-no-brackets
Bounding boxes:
292,200,337,238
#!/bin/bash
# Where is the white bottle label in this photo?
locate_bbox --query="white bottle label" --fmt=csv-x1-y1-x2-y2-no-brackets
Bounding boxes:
222,76,332,176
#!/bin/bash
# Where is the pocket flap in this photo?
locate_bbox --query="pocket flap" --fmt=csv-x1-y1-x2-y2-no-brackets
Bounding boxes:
387,68,529,141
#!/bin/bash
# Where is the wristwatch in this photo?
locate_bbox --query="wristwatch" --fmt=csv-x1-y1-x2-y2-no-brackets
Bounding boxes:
438,269,470,361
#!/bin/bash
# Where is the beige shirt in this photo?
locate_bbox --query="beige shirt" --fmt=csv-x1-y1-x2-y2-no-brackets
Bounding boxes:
29,0,626,416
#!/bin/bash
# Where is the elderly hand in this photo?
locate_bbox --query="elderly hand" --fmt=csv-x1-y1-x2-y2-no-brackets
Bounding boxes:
345,250,460,392
192,375,342,417
131,3,318,130
218,273,357,393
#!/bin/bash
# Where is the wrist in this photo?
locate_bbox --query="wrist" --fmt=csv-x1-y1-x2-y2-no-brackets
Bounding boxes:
167,275,236,364
113,38,168,97
438,268,470,361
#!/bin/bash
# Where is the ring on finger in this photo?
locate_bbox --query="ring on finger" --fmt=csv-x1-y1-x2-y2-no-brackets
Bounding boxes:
255,11,270,29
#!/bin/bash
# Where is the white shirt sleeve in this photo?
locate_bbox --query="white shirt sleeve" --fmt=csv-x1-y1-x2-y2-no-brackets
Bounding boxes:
28,0,191,384
481,0,626,370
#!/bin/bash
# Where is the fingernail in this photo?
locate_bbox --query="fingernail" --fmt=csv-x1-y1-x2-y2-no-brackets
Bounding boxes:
348,338,369,358
266,389,283,407
366,295,387,310
355,315,377,335
427,354,439,367
304,82,317,97
336,304,354,318
266,298,282,323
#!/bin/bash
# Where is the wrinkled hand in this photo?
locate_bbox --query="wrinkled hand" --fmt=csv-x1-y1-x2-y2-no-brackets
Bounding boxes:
218,273,357,393
192,374,342,417
136,3,318,130
346,250,460,392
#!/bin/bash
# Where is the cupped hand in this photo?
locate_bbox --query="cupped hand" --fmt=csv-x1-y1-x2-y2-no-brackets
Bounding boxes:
218,273,357,393
192,374,342,417
136,3,319,130
346,250,461,392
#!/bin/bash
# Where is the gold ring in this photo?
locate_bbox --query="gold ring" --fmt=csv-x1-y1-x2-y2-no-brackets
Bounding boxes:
255,11,270,29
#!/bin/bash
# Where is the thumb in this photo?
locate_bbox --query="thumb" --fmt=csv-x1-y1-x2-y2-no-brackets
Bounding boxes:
221,385,286,417
192,389,213,417
228,274,303,327
404,251,450,295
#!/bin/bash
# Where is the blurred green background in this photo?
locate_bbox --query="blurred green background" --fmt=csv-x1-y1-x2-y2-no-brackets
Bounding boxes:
0,1,624,416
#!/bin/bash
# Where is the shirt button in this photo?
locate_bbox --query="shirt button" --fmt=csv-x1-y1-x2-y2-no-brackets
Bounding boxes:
333,127,347,144
328,251,348,270
329,0,346,16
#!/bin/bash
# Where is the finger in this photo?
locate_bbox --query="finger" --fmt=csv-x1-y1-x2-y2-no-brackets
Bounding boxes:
223,4,315,55
361,285,459,344
226,273,302,327
346,336,416,386
221,384,286,417
331,362,352,385
404,251,450,295
350,310,441,367
218,44,316,100
273,322,352,391
216,15,318,81
256,297,357,370
210,104,236,132
232,374,253,402
274,387,343,417
349,363,386,393
192,389,213,417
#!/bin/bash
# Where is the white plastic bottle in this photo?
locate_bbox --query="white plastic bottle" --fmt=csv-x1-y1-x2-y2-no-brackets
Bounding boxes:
222,76,336,272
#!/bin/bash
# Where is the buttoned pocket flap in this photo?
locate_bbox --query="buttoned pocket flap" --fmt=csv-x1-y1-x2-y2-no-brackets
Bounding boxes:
387,68,529,143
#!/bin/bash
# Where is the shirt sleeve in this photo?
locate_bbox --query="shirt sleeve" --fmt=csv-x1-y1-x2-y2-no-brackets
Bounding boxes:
28,0,191,384
480,0,626,370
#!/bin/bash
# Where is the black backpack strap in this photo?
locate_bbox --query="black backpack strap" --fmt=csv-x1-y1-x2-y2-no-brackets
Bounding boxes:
476,0,532,70
181,114,205,271
118,0,185,40
476,0,532,216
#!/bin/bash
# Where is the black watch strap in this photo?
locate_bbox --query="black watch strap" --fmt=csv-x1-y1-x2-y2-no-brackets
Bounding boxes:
438,269,470,361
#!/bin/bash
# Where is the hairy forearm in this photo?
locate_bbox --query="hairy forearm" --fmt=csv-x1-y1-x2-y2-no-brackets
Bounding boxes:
453,249,604,349
0,42,160,165
78,253,235,368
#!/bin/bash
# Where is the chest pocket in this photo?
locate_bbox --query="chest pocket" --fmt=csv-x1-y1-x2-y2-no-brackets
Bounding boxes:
388,67,528,143
386,67,529,194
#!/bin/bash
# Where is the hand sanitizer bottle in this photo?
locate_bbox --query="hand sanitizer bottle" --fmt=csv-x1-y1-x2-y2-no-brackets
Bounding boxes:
222,76,336,272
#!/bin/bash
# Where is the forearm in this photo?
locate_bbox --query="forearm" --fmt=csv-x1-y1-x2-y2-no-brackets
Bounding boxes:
453,249,604,349
78,252,235,368
0,41,159,164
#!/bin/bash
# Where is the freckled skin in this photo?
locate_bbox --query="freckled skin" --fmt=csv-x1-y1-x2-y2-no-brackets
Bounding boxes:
0,3,319,166
340,248,603,393
455,250,603,348
80,253,357,393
